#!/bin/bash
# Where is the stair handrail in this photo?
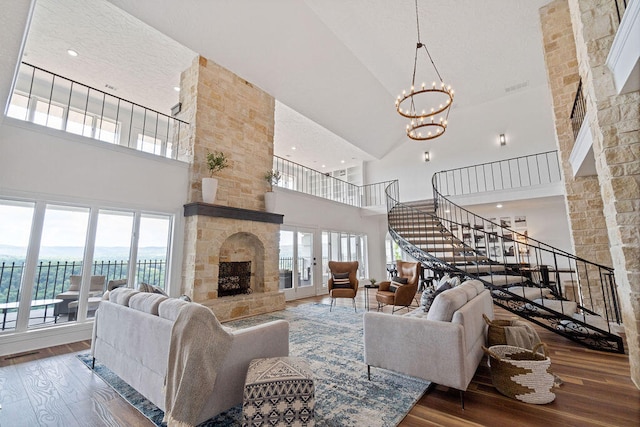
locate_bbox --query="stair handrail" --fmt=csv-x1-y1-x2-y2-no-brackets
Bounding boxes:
383,154,624,352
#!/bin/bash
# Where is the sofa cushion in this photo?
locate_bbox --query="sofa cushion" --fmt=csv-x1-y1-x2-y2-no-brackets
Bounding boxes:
426,286,469,322
109,287,140,306
158,298,190,321
438,274,460,288
129,292,168,315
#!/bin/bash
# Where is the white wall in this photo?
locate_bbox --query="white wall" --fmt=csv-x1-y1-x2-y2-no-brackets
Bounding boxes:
460,195,574,266
0,119,189,210
366,85,558,202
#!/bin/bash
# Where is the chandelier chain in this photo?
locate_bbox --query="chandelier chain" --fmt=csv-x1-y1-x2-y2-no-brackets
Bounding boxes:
413,0,444,84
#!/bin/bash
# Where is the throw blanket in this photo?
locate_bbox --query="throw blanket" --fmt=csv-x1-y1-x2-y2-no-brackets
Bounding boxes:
504,319,542,351
163,303,232,427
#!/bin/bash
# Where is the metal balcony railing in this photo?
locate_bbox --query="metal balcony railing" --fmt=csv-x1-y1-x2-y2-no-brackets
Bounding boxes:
614,0,628,23
6,62,188,160
570,80,587,141
272,156,395,208
432,151,562,198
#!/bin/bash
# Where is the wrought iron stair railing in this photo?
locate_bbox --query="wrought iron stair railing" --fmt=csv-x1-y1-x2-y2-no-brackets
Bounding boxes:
385,157,624,353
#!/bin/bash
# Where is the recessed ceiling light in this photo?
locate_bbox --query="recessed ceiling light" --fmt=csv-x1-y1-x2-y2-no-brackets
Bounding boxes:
321,165,326,168
341,160,345,164
67,49,79,57
291,146,296,150
496,204,503,208
173,86,180,92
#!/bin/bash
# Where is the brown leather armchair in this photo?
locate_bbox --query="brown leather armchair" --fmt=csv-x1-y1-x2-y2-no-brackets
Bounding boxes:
328,261,359,312
376,260,421,313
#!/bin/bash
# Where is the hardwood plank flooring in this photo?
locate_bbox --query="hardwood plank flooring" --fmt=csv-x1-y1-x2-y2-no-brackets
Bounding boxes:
0,293,638,426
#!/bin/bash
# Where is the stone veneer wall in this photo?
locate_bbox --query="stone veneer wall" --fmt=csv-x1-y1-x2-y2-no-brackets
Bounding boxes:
176,55,285,321
541,0,640,387
539,1,612,317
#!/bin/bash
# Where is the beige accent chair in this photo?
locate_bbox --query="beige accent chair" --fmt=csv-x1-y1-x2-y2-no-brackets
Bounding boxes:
55,275,105,316
328,261,359,312
375,260,420,313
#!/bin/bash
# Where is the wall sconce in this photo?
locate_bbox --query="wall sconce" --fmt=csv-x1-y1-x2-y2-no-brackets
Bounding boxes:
424,151,430,162
499,134,506,146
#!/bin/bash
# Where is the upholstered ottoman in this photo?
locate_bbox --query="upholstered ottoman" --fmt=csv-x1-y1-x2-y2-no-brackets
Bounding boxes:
243,356,315,427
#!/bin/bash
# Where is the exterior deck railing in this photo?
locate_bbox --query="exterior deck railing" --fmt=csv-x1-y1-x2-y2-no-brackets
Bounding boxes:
0,259,166,329
6,62,188,160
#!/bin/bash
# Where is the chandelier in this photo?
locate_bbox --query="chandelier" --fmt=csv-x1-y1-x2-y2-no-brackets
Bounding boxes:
396,0,454,141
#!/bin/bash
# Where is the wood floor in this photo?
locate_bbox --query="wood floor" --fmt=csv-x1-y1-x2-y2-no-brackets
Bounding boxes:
1,293,638,427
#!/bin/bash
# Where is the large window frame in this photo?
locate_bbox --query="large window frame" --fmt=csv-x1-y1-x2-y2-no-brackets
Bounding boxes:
0,197,174,333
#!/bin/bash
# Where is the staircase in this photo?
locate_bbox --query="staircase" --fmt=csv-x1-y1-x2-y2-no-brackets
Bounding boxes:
385,158,624,354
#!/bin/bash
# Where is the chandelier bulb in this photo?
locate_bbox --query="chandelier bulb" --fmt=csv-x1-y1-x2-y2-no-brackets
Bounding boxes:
431,107,434,112
402,90,406,95
421,82,425,89
428,132,432,136
444,120,448,125
432,82,436,88
441,82,445,87
447,85,452,90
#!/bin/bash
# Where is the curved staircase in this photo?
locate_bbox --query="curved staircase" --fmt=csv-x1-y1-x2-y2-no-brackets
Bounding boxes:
385,163,624,354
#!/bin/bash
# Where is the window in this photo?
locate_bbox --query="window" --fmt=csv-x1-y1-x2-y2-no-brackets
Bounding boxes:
66,109,93,137
6,93,29,121
321,231,368,283
0,198,174,331
136,214,171,289
34,100,64,130
137,134,163,156
0,201,35,331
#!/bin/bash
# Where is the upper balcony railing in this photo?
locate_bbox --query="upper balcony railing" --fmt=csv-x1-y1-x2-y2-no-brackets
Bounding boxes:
570,80,587,141
6,62,188,160
432,151,562,198
273,156,395,208
614,0,628,23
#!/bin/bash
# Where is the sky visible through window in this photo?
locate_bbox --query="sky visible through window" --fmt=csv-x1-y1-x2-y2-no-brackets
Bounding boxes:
0,203,170,261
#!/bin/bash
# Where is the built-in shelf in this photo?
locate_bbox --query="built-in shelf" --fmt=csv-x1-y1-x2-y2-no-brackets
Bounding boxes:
183,202,284,224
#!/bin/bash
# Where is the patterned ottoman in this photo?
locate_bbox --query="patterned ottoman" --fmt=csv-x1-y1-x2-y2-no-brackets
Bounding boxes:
243,356,315,427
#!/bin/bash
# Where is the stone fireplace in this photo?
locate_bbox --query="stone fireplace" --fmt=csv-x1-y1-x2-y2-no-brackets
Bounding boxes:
177,55,286,321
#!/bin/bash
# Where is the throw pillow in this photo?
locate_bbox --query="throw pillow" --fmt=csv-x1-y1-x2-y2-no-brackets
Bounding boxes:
422,282,452,312
139,282,168,296
392,276,409,285
389,279,406,293
332,272,351,289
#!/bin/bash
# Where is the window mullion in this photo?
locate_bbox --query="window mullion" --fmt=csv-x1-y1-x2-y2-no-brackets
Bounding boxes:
77,207,99,322
129,212,141,288
15,202,46,332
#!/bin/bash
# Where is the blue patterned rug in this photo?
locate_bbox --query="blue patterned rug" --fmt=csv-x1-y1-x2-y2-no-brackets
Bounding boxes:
78,303,429,426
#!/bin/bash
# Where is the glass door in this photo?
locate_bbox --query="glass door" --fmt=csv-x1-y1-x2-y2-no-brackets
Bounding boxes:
279,228,317,300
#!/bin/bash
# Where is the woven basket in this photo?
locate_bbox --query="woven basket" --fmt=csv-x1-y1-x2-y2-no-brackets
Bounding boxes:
483,343,556,404
483,313,511,346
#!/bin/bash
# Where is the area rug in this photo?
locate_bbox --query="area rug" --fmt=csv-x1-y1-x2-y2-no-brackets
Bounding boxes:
78,303,429,426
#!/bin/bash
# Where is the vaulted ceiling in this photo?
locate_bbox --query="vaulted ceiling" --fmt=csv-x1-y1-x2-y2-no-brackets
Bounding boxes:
23,0,553,170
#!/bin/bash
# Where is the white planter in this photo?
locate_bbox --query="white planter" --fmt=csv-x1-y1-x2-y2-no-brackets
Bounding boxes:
202,177,218,204
264,191,277,212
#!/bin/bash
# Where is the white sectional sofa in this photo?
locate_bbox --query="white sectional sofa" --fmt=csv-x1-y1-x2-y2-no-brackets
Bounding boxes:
91,288,289,424
363,279,494,405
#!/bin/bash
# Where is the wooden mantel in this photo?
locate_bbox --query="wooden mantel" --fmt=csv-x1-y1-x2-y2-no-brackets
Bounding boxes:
183,202,284,224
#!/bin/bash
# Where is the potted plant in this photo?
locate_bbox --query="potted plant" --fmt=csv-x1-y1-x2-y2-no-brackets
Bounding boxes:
263,169,281,212
202,151,228,204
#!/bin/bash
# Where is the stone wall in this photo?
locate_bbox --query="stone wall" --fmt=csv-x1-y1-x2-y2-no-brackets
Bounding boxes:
539,0,612,315
177,55,285,321
566,0,640,387
541,0,640,387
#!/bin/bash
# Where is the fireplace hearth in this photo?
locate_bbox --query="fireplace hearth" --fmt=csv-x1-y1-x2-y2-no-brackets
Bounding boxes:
218,261,252,297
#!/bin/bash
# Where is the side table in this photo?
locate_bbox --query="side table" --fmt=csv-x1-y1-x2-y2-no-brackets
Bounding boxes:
364,284,379,311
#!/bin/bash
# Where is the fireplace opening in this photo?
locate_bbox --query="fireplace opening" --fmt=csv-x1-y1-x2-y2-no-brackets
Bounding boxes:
218,261,252,297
